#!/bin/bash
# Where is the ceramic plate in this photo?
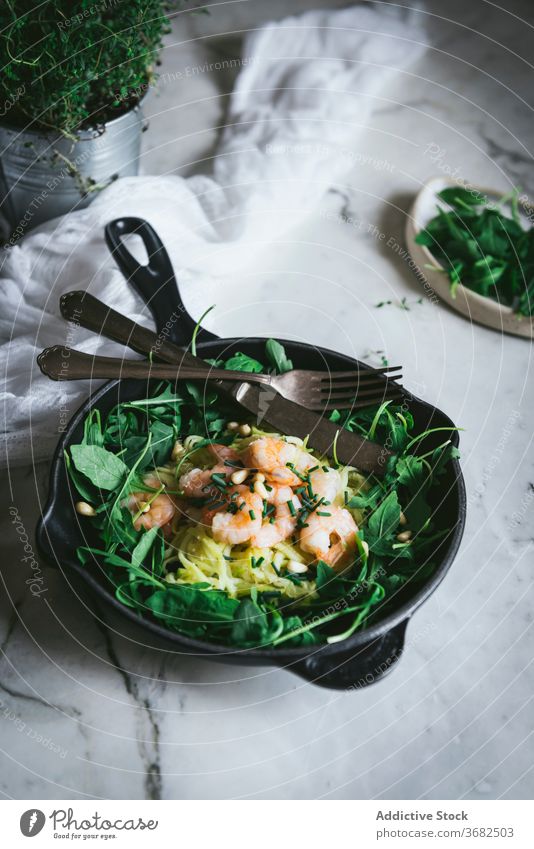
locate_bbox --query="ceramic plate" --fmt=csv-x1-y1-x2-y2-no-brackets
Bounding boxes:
406,176,534,339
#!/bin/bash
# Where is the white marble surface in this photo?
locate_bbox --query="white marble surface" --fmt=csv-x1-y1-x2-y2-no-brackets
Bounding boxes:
1,0,533,800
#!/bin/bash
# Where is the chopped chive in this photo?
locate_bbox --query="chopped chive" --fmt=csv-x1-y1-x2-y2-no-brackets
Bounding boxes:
249,509,256,520
285,462,308,481
317,511,332,517
308,465,319,473
287,500,296,516
205,499,227,511
264,483,273,492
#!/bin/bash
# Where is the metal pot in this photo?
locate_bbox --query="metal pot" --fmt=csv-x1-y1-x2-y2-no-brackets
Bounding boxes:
0,105,145,235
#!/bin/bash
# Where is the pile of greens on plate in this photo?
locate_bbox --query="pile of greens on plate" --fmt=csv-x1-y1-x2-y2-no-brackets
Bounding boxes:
65,340,459,649
416,187,534,316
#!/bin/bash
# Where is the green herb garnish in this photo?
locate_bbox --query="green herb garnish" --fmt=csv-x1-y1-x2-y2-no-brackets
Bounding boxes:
415,186,533,316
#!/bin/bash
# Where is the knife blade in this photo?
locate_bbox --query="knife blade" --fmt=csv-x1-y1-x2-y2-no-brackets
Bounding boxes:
231,382,389,472
60,291,391,473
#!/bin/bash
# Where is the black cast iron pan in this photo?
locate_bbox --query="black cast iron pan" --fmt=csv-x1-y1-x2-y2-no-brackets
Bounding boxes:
36,218,466,690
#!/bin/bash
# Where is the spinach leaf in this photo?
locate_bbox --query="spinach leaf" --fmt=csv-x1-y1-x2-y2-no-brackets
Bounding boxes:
230,598,283,646
437,187,487,208
131,527,160,570
148,420,175,467
223,352,264,373
315,561,346,599
70,444,129,491
416,187,533,316
395,455,425,491
363,491,401,556
64,450,95,502
145,584,239,631
265,339,293,374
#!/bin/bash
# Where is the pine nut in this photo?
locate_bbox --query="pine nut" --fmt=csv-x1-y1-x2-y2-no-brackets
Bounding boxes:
171,440,184,461
230,469,248,485
75,501,95,517
139,501,151,513
227,421,239,432
253,472,265,483
399,511,407,526
254,480,269,499
396,530,412,542
273,552,285,571
286,560,308,574
239,423,251,437
286,436,303,446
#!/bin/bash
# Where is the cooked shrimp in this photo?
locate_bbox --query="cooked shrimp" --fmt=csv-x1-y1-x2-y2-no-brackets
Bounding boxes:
251,492,301,548
128,476,177,533
308,467,343,505
179,443,241,497
211,486,263,545
179,464,229,498
208,444,240,464
299,506,358,571
246,437,314,486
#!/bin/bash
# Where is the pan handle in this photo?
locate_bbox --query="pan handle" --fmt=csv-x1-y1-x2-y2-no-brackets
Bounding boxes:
104,217,218,347
291,620,409,690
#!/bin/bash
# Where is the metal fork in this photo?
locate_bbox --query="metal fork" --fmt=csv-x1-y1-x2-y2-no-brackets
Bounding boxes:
38,345,403,412
42,290,404,412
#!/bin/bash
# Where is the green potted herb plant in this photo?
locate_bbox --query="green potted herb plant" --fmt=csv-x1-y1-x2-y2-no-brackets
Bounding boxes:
0,0,176,233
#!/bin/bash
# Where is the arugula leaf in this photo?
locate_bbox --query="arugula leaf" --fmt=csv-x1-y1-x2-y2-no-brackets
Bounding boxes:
70,444,129,491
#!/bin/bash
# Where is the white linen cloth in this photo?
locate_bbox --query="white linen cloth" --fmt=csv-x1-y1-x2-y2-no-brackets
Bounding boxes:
0,3,426,466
